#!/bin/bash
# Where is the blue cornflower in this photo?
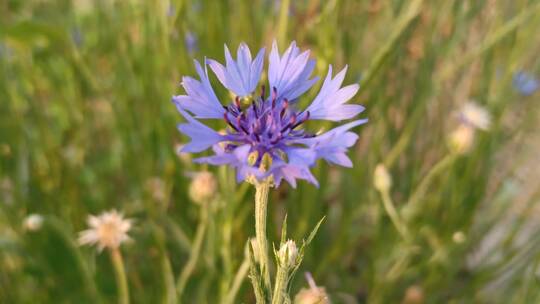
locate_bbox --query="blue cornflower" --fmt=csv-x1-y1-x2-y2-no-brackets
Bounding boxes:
513,71,539,96
173,41,367,187
184,31,198,55
71,27,84,48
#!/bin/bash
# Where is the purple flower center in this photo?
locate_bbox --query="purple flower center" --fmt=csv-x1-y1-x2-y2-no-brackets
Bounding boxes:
222,86,313,163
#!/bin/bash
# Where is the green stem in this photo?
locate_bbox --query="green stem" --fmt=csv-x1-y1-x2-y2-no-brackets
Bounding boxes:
176,206,208,299
402,154,457,221
223,257,250,304
380,189,410,241
110,248,129,304
255,180,272,296
271,267,288,304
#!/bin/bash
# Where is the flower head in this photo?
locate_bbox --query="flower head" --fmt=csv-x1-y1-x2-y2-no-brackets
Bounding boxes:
294,272,331,304
184,31,198,55
458,102,491,131
78,210,132,252
449,102,491,154
188,171,218,204
513,71,539,96
23,214,44,232
173,41,367,187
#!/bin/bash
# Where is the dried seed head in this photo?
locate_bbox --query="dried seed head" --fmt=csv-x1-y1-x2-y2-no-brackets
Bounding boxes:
188,172,218,205
294,273,331,304
78,210,132,252
294,287,331,304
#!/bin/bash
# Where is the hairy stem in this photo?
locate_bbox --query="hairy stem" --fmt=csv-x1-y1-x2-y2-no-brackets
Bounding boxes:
271,266,288,304
255,180,272,297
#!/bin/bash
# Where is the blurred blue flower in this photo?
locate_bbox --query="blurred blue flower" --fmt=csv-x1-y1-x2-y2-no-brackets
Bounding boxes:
71,28,84,48
172,41,367,188
0,42,13,60
184,32,198,54
513,71,539,96
167,4,175,17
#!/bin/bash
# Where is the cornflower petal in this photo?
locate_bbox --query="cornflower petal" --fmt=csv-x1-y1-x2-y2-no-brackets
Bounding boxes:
208,43,265,97
176,108,225,153
306,65,365,121
268,41,318,100
174,59,225,119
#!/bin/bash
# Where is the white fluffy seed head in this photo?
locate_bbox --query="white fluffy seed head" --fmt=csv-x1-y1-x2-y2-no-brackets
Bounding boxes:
188,172,218,205
460,102,491,131
23,214,44,232
78,210,132,252
278,239,298,269
373,164,392,192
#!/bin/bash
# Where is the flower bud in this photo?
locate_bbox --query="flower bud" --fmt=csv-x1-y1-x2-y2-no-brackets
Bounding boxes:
448,125,475,154
23,214,44,232
452,231,466,244
278,239,298,269
294,287,330,304
403,285,424,304
373,164,392,192
188,172,218,205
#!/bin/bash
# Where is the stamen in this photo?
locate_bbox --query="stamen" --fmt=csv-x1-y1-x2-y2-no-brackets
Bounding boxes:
234,96,241,109
291,111,310,130
281,114,297,132
223,113,239,131
271,87,277,108
252,101,259,118
280,99,289,118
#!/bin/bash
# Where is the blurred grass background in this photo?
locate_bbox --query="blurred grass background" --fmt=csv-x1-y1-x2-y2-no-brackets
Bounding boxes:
1,0,540,303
